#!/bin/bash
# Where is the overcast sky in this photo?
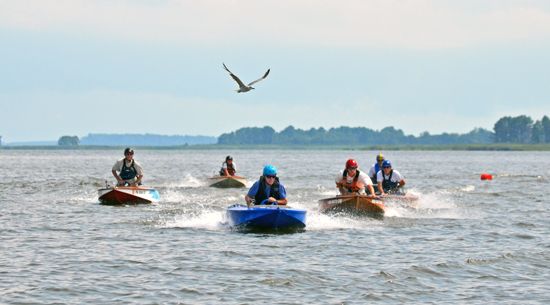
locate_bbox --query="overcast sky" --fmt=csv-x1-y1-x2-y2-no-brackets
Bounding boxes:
1,0,550,142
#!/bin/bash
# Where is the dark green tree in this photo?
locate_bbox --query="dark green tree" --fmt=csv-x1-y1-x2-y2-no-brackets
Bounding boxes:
494,116,512,143
494,115,533,143
58,135,80,146
218,126,275,144
532,120,544,143
542,115,550,143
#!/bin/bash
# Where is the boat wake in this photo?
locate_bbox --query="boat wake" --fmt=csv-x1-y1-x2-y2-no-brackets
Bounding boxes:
162,209,226,230
383,189,468,219
157,173,207,188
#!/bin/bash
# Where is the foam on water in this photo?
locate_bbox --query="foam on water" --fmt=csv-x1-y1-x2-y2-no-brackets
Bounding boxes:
460,185,476,192
383,191,464,219
304,210,382,231
163,209,226,230
158,173,206,188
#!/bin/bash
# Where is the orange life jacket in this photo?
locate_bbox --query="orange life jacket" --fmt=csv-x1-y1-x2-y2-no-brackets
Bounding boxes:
336,169,364,193
226,162,236,176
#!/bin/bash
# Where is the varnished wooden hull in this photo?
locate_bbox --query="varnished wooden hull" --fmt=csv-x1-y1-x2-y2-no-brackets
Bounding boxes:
98,186,160,205
319,194,385,215
208,176,247,188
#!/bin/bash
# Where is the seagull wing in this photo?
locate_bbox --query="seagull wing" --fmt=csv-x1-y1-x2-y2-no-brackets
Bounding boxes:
223,63,246,88
248,69,270,86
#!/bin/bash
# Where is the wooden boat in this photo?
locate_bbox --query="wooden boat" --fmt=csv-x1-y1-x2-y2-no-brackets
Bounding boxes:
226,204,307,229
208,175,247,188
318,194,385,215
98,186,160,205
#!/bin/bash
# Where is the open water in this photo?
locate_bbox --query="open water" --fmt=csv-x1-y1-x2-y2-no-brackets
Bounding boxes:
1,149,549,304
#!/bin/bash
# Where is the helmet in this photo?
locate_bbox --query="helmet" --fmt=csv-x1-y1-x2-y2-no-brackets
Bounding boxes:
382,160,392,168
376,153,384,161
263,165,277,176
346,159,358,169
226,155,233,161
124,147,134,155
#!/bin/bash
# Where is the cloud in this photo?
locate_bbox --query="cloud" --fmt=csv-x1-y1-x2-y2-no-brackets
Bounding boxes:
1,0,550,50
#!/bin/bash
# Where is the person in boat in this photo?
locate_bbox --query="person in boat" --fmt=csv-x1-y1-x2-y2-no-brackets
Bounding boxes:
376,160,406,196
111,147,144,186
368,153,385,187
244,165,288,206
219,155,237,176
335,159,376,196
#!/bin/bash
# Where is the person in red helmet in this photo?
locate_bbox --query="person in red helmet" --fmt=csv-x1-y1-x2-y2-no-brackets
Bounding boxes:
335,159,375,196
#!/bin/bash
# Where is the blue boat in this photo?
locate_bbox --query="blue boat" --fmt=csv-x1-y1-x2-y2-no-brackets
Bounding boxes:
226,204,307,229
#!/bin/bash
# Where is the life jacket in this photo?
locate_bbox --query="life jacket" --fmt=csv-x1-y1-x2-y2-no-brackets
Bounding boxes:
382,170,399,192
254,176,282,204
120,159,137,180
337,169,362,193
370,163,381,184
220,162,236,176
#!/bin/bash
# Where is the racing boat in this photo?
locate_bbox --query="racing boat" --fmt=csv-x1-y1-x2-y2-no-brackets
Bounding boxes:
318,194,385,215
226,203,307,229
98,186,160,205
208,175,247,188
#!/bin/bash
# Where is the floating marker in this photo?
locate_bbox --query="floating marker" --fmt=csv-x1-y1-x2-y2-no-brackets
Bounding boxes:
480,173,493,180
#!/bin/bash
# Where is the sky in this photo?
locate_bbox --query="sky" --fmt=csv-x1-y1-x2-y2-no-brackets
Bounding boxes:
1,0,550,142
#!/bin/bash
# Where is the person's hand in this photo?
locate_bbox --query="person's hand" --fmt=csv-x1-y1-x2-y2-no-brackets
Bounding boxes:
268,197,277,204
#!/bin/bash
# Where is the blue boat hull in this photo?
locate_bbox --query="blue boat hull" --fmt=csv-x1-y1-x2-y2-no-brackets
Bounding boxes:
226,204,307,229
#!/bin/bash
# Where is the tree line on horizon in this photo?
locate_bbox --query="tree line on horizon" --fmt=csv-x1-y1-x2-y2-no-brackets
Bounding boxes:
217,115,550,146
494,115,550,144
52,115,550,146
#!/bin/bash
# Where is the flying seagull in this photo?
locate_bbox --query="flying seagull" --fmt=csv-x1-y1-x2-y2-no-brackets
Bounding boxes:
223,63,270,93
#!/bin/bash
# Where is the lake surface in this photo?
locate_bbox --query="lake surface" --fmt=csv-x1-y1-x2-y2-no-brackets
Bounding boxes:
1,149,549,304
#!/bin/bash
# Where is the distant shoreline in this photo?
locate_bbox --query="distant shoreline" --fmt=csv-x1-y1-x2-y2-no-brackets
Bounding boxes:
2,144,550,151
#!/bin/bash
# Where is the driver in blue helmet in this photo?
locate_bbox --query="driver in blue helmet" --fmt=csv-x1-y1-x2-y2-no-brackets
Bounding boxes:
245,165,288,206
376,160,406,195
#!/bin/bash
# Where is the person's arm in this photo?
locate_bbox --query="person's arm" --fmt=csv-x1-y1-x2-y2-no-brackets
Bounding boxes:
367,184,376,197
112,161,124,185
112,169,123,185
377,182,385,196
360,173,375,197
376,172,385,195
134,174,143,186
268,184,288,205
335,181,346,195
133,162,144,186
245,182,259,206
394,171,405,188
335,173,346,195
222,168,230,176
267,197,288,205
